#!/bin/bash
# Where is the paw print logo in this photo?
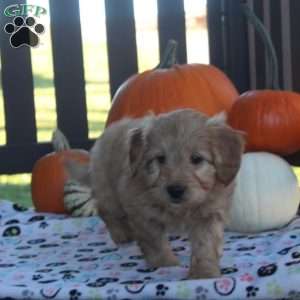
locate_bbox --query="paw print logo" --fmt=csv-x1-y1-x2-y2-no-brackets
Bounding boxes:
4,16,45,48
69,289,81,300
246,286,259,297
156,284,169,297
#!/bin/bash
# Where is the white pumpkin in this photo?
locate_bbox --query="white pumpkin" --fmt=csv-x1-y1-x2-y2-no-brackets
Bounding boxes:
227,152,300,233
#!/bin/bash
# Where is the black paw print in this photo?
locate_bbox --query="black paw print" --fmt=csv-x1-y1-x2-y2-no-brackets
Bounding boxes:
156,284,169,297
39,221,49,229
196,286,208,300
4,16,44,48
107,288,119,300
246,286,259,297
69,289,81,300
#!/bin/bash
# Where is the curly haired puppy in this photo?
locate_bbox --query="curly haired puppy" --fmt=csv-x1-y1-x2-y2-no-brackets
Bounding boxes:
67,109,244,279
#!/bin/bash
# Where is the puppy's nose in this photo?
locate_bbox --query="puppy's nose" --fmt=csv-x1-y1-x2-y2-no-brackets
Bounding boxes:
166,184,186,201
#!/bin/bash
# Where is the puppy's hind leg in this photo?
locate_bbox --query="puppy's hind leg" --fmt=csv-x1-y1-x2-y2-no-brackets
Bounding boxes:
99,206,134,245
130,217,179,268
95,186,134,244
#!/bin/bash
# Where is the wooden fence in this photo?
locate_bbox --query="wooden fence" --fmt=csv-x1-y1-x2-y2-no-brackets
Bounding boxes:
0,0,299,174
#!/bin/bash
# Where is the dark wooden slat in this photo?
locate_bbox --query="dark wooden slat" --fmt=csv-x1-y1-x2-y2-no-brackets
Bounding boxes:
157,0,187,64
49,0,88,142
0,140,95,174
247,0,257,90
289,0,300,92
0,0,36,145
269,0,283,89
208,0,249,93
280,0,292,90
105,0,138,98
207,0,225,69
223,0,250,93
252,0,266,89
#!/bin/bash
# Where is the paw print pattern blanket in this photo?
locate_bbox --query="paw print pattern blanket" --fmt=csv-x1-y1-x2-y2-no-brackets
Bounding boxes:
0,200,300,300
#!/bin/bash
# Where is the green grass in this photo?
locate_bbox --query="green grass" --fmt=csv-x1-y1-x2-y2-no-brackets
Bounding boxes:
294,168,300,182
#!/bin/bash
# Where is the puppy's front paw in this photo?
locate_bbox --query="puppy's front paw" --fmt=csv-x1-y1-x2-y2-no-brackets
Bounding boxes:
188,266,221,279
147,252,180,268
110,228,134,245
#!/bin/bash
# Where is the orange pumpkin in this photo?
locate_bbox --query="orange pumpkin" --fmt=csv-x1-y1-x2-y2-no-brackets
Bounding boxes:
31,130,89,214
228,5,300,155
106,40,238,126
228,90,300,154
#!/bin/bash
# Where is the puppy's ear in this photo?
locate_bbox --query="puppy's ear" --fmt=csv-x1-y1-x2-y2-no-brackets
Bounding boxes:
65,159,90,186
208,125,245,185
128,127,146,175
206,111,227,126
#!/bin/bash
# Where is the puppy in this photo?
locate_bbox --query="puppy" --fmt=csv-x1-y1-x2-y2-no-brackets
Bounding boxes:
67,109,244,279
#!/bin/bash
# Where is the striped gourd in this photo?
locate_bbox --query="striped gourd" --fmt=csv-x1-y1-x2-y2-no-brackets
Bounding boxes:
64,179,97,217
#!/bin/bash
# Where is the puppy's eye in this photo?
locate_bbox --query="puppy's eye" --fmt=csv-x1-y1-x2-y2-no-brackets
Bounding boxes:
190,154,204,165
156,155,166,164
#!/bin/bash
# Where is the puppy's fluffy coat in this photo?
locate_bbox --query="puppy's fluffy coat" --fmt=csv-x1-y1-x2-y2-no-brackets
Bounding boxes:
68,109,244,279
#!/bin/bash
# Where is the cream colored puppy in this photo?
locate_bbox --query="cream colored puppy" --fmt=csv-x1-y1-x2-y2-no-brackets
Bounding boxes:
68,109,244,279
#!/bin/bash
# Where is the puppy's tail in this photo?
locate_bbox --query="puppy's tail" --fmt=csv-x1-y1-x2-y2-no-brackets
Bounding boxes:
65,159,91,187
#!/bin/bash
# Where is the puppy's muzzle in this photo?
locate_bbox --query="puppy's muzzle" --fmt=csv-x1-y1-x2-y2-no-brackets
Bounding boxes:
166,184,186,203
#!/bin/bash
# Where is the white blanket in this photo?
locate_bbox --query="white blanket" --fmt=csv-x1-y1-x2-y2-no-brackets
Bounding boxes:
0,200,300,300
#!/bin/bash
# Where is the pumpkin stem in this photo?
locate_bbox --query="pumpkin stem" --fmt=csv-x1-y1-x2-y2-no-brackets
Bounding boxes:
52,129,71,152
241,4,280,90
156,39,178,69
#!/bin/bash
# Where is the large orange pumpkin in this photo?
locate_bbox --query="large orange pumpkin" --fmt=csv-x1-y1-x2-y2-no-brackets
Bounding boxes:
228,5,300,155
106,40,238,126
31,130,89,214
